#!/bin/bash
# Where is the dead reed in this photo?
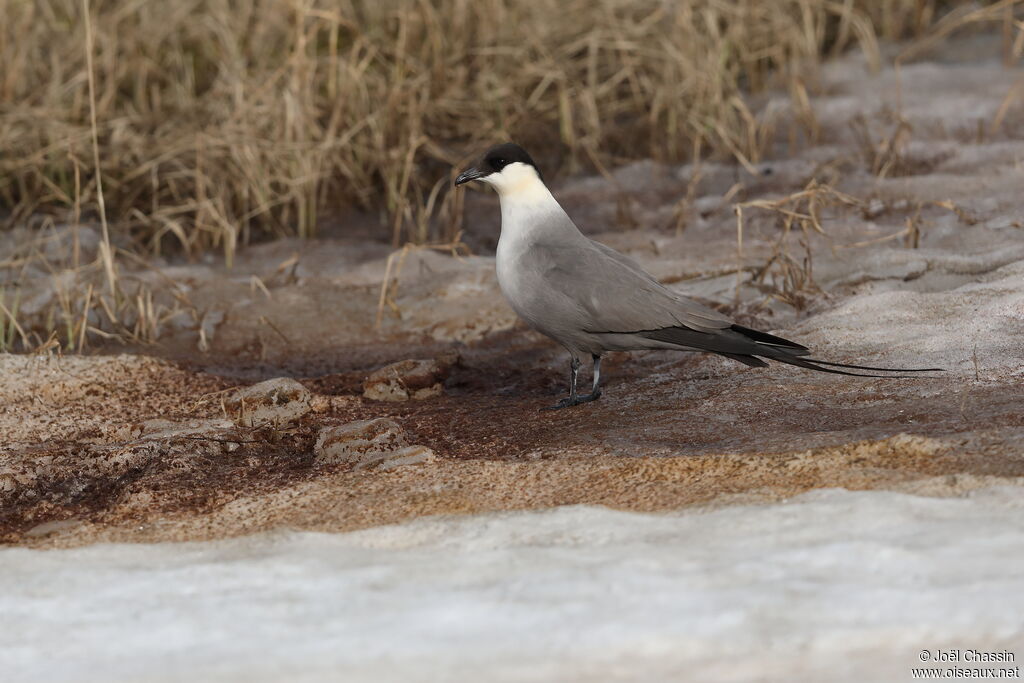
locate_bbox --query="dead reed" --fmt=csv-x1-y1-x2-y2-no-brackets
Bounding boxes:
1,0,974,257
735,180,862,310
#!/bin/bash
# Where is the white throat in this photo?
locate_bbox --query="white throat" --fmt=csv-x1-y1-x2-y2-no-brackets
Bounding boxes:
483,162,550,201
483,162,563,241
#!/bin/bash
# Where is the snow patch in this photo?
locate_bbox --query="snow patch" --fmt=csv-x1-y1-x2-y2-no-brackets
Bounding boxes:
3,488,1023,683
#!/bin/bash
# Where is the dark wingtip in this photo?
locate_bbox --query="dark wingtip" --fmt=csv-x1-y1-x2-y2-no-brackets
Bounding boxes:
731,324,809,353
729,325,945,374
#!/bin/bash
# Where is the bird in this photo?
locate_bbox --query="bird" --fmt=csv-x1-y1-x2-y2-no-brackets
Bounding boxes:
454,142,939,410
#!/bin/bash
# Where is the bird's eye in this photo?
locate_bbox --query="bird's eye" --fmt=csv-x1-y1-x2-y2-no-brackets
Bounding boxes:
493,158,506,168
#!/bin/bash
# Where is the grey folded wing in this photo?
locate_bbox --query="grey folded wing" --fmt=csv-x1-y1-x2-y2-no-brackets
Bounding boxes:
539,238,733,335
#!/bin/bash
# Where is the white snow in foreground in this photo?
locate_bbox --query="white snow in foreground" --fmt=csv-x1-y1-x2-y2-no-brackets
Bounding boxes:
3,488,1024,683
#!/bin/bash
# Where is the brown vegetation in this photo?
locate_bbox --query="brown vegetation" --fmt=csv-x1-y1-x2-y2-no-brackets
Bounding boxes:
4,0,1013,252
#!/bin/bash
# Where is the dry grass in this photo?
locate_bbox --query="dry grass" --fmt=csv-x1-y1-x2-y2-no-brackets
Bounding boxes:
1,0,1021,352
735,180,863,310
731,184,989,313
0,218,195,352
2,0,974,257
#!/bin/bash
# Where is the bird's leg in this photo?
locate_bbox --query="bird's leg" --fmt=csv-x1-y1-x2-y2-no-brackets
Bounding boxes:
543,356,581,410
575,354,602,403
544,355,602,410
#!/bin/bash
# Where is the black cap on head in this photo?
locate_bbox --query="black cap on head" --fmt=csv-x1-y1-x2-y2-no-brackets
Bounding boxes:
455,142,542,186
481,143,541,178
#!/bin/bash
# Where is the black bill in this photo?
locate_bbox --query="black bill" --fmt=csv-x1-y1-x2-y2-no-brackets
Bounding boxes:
454,167,488,186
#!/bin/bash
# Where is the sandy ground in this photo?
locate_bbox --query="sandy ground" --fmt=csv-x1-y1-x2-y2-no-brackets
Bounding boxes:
4,40,1024,548
3,34,1024,683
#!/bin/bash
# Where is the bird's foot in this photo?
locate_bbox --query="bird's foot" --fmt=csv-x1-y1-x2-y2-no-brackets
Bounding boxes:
541,390,602,411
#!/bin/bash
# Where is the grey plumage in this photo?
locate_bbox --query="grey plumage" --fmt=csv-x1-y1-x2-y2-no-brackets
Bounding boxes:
455,142,939,409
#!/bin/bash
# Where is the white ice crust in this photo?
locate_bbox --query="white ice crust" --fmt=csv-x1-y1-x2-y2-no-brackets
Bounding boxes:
4,487,1023,682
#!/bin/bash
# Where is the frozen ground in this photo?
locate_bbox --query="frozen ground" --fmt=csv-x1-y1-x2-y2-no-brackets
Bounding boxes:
4,488,1024,683
3,35,1024,682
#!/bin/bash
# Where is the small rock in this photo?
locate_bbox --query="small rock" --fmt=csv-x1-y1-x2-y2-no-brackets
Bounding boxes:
133,418,234,440
314,418,409,465
313,418,436,470
226,377,312,427
362,356,454,402
354,445,436,471
309,395,331,413
25,518,82,538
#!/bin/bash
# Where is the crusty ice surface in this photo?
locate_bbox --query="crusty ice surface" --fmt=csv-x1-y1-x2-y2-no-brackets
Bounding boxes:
4,487,1024,683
